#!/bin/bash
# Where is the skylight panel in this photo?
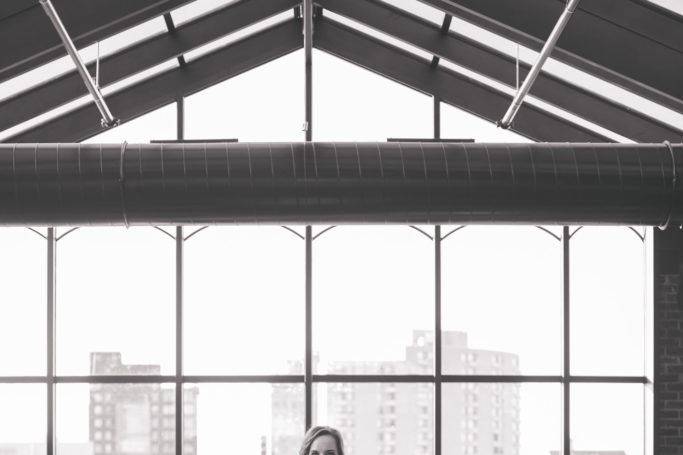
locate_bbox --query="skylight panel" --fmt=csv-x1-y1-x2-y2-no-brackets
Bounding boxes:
646,0,683,15
324,11,433,62
183,11,292,62
378,0,444,25
438,59,633,143
0,95,91,142
0,16,166,104
449,16,683,131
171,0,240,27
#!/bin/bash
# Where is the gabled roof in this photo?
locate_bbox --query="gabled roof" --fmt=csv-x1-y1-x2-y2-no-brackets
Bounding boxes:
0,0,681,143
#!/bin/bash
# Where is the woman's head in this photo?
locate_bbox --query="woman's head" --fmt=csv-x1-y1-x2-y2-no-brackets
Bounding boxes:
298,426,345,455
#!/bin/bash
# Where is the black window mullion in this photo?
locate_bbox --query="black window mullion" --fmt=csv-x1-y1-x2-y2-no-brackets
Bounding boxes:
563,226,571,455
47,228,56,455
176,226,184,455
305,225,313,430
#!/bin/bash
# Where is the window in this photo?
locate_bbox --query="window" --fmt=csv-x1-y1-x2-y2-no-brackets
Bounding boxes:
570,227,646,375
442,226,562,375
184,226,304,375
0,228,45,375
56,227,175,375
313,226,434,374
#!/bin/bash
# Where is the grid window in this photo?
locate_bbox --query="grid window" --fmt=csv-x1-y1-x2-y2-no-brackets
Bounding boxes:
0,228,46,375
313,226,434,374
442,226,562,375
184,226,304,375
570,227,646,375
56,227,175,376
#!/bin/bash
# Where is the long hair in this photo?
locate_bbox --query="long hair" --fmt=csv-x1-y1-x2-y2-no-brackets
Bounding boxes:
298,426,345,455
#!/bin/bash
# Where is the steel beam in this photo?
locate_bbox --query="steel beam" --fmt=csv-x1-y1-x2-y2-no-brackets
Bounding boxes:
418,0,683,114
0,141,681,226
498,0,580,129
314,17,608,143
303,0,313,141
317,0,683,143
7,20,303,143
39,0,118,128
0,0,298,134
0,0,194,84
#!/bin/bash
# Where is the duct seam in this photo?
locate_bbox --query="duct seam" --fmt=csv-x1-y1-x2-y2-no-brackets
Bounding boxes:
119,141,129,228
662,140,678,229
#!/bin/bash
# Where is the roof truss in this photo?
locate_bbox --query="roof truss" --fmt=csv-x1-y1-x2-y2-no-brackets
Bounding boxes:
1,0,681,143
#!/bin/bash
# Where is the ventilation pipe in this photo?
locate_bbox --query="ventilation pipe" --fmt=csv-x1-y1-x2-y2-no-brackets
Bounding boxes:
0,142,680,226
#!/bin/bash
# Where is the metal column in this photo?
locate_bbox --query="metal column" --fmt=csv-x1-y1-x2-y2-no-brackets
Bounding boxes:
562,226,571,455
175,226,184,455
303,0,313,142
305,225,313,430
47,228,56,455
434,225,442,455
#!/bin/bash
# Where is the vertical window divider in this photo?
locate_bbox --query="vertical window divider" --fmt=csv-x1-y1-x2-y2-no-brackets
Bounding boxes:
47,227,56,455
563,225,570,455
305,225,313,430
175,97,185,455
175,226,184,455
434,225,442,455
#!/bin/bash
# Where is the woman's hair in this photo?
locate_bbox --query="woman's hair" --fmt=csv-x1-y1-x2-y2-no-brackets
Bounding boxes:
298,426,345,455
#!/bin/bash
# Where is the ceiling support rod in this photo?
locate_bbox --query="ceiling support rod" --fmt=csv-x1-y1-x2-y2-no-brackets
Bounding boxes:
39,0,119,128
498,0,580,129
303,0,313,141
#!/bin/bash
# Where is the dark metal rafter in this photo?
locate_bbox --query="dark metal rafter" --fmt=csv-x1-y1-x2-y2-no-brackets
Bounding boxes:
8,20,303,143
317,0,683,143
314,17,609,143
418,0,683,114
0,0,194,84
0,0,299,134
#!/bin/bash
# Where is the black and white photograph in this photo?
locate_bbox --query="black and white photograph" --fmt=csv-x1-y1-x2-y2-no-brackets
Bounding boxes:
0,0,682,454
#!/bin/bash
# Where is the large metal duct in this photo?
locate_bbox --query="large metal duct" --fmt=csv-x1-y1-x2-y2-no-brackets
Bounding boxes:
0,142,681,226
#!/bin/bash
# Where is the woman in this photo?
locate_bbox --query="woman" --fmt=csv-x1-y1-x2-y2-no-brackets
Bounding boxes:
298,426,345,455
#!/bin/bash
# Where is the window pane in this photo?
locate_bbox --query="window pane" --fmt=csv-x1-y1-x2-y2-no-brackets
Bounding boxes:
313,227,434,374
0,228,46,375
314,383,434,455
442,226,562,375
314,51,432,141
184,227,304,374
0,385,46,452
571,384,644,454
570,227,646,375
57,228,175,375
189,383,303,455
185,51,303,142
57,383,176,455
443,383,560,455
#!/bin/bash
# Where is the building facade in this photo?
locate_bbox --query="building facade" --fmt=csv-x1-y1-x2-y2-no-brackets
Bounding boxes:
271,331,520,455
89,353,198,455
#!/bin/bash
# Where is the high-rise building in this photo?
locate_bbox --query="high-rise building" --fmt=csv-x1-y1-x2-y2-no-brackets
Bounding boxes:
271,331,520,455
89,353,198,455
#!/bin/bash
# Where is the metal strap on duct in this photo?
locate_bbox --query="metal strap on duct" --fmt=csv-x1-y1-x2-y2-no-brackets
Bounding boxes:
0,142,681,226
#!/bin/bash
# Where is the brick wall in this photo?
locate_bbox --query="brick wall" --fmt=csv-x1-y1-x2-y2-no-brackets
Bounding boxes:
655,228,683,454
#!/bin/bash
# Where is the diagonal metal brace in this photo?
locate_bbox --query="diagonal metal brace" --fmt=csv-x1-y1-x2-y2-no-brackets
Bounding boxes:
39,0,119,128
498,0,581,129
